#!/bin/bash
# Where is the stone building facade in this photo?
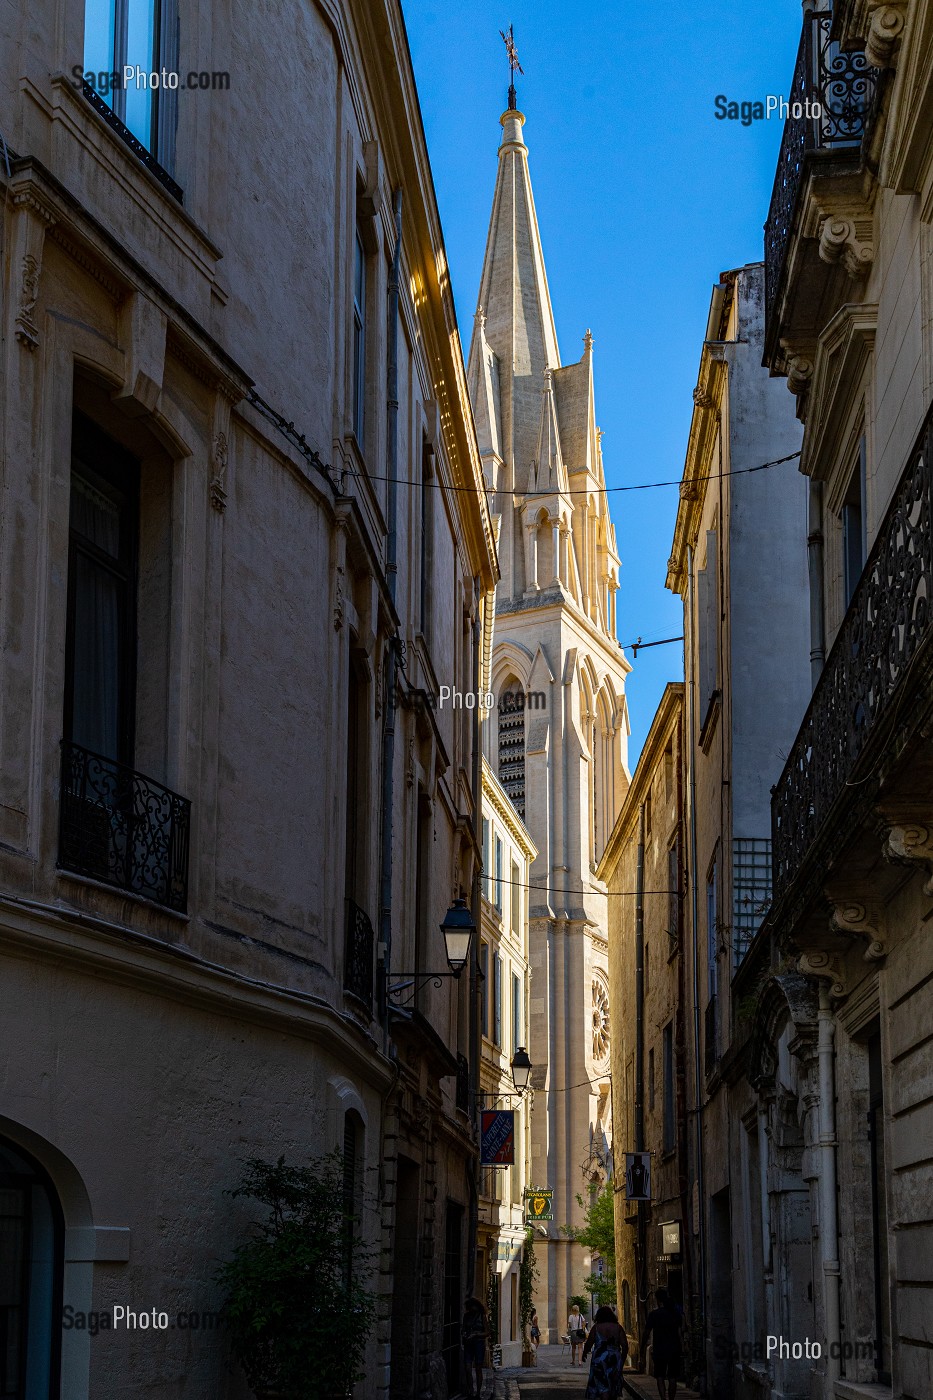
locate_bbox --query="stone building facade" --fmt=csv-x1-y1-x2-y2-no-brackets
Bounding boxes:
665,262,812,1399
747,4,933,1398
598,684,692,1366
468,95,631,1339
477,758,536,1368
0,1,496,1397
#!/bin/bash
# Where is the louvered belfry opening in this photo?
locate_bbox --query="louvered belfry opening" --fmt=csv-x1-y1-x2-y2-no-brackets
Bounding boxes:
498,684,526,818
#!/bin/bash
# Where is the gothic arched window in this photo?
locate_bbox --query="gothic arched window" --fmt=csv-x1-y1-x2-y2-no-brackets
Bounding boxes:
498,679,525,819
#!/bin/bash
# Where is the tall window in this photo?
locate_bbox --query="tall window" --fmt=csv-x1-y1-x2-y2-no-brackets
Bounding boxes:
842,441,867,606
494,836,503,913
498,685,525,819
352,225,366,447
65,415,139,767
510,860,520,936
662,1022,675,1153
697,529,719,723
868,1030,891,1381
668,838,681,947
0,1138,64,1398
83,0,177,157
512,972,521,1054
493,952,502,1046
344,658,366,906
648,1047,655,1111
480,943,489,1037
707,860,719,1002
482,818,491,902
420,441,433,636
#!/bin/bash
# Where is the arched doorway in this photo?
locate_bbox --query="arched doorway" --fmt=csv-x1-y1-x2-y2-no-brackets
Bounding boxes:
0,1138,64,1399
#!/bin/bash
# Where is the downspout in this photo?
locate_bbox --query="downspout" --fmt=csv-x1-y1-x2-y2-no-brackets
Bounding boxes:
466,579,482,1297
757,1105,774,1345
807,480,825,689
818,983,841,1382
635,803,647,1348
686,545,707,1346
378,186,402,1025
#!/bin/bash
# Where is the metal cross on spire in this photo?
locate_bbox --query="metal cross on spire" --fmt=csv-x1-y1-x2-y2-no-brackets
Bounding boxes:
499,23,524,110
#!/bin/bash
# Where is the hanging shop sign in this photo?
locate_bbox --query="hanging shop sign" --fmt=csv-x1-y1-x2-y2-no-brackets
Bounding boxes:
524,1189,553,1221
624,1152,651,1201
480,1110,515,1164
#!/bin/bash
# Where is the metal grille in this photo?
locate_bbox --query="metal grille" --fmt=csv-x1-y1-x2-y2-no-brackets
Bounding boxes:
772,403,933,899
81,82,183,202
59,741,190,912
764,12,876,325
455,1053,470,1112
732,838,772,970
498,700,525,818
344,900,374,1012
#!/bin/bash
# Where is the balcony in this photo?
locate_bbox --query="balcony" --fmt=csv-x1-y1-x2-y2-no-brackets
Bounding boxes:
344,899,375,1013
764,11,877,363
772,404,933,900
59,741,190,912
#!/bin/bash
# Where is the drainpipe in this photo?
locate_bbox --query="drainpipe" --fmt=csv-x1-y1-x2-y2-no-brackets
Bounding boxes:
807,480,825,689
466,578,482,1297
686,545,707,1345
635,803,647,1347
817,983,841,1382
378,186,403,1019
757,1105,774,1346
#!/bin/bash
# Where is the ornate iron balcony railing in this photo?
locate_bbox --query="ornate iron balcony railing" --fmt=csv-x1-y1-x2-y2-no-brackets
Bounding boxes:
344,899,374,1013
455,1052,470,1112
772,405,933,898
59,741,190,912
764,11,876,325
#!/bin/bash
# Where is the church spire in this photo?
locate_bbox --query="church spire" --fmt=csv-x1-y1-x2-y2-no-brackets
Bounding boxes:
466,106,561,500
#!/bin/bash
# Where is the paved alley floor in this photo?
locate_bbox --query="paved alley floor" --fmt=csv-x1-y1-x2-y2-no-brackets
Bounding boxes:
490,1345,701,1400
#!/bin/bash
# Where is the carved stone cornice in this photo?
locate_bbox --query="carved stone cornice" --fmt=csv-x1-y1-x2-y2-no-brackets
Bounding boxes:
827,898,887,962
881,819,933,894
865,2,908,68
818,213,874,279
797,950,848,999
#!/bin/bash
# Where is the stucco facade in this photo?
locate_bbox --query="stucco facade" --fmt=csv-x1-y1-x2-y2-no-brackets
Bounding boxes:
467,100,631,1340
0,2,496,1397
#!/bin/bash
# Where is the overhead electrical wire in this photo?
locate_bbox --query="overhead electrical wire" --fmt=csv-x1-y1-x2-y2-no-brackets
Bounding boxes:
342,448,802,498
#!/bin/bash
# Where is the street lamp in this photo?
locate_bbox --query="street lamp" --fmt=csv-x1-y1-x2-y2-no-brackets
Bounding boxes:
510,1046,533,1093
440,897,475,974
382,898,477,1005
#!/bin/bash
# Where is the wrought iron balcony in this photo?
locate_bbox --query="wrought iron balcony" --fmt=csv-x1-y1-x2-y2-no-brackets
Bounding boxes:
344,899,375,1013
59,741,190,912
772,404,933,899
764,11,877,327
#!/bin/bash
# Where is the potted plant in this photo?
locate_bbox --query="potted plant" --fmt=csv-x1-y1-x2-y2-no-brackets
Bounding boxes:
217,1154,375,1400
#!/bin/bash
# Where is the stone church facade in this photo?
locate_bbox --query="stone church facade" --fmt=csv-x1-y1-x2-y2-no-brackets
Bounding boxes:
469,101,631,1336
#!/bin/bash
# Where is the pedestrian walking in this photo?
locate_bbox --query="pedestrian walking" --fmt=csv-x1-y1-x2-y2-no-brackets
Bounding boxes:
582,1305,628,1399
642,1287,684,1400
568,1303,587,1366
461,1296,488,1399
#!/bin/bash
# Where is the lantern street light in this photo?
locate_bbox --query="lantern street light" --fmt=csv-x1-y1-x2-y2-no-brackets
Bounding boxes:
382,898,476,1006
510,1046,533,1093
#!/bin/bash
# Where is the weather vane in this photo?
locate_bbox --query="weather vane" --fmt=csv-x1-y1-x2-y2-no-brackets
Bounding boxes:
499,23,524,110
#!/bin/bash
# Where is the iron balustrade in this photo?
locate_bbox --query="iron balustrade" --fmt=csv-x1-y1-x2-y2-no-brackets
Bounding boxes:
764,12,876,325
344,899,375,1013
59,741,190,912
81,82,183,202
456,1053,470,1112
772,405,933,898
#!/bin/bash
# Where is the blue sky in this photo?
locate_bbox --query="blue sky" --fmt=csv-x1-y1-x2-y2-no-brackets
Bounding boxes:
402,0,803,762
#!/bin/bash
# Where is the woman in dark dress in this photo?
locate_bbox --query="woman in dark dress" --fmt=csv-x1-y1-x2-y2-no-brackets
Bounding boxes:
582,1305,629,1400
642,1288,684,1400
